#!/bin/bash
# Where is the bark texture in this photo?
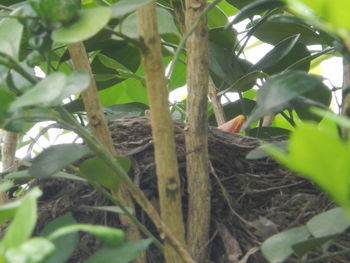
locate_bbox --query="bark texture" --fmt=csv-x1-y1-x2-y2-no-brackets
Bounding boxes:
0,130,17,204
185,0,211,261
136,2,187,263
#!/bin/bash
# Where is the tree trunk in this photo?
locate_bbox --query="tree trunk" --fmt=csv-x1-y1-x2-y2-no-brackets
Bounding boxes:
185,0,211,261
137,2,187,262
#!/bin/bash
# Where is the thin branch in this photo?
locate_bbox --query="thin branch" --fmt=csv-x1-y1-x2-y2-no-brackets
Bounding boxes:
166,0,223,79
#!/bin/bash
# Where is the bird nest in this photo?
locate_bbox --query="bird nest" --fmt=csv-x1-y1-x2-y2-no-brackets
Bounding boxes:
34,117,346,263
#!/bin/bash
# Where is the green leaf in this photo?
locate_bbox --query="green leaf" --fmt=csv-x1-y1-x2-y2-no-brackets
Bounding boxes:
9,72,89,110
0,89,15,124
252,15,323,45
242,71,325,129
217,71,267,94
263,43,311,75
208,27,237,49
312,108,350,129
117,7,180,39
226,0,255,9
0,17,23,59
287,0,350,32
111,0,153,18
80,156,130,192
10,73,65,109
99,78,148,106
246,141,287,160
251,34,300,72
1,188,41,249
292,83,332,122
5,170,87,184
306,208,350,237
58,71,90,101
292,234,340,258
208,5,228,29
48,224,125,248
208,42,235,85
104,103,148,121
41,213,79,263
5,237,55,263
231,0,284,24
52,7,111,43
84,239,152,263
80,205,133,215
264,124,350,210
29,144,91,179
261,226,310,263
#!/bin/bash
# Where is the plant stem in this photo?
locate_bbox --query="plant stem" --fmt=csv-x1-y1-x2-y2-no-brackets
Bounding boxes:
0,52,37,85
0,5,13,11
137,2,187,262
166,0,223,79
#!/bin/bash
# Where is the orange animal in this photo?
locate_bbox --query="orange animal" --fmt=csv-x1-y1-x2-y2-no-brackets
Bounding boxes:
217,115,245,133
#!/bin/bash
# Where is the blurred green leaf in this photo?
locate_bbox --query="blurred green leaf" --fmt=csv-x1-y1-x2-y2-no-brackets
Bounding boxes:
252,15,322,45
80,156,130,192
41,213,79,263
208,5,228,29
52,7,111,43
10,72,89,110
292,83,331,122
0,17,23,59
84,239,152,263
99,78,148,106
1,188,41,249
261,226,310,263
286,0,350,33
105,103,148,121
117,7,180,39
49,224,125,248
243,71,325,129
5,237,55,263
264,124,350,211
292,234,339,258
111,0,153,18
306,208,350,237
246,141,287,160
29,144,91,179
208,27,237,49
0,89,15,124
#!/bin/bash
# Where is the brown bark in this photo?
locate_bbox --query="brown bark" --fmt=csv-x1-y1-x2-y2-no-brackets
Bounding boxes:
0,130,17,204
67,42,145,263
170,0,225,126
185,0,211,261
341,59,350,139
136,2,186,262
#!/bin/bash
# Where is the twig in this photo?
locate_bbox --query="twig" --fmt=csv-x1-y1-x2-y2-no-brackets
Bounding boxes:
166,0,223,79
